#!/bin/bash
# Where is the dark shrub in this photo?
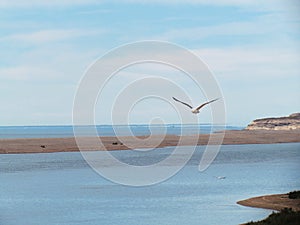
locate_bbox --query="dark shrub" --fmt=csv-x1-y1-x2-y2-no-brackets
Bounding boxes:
288,190,300,199
245,208,300,225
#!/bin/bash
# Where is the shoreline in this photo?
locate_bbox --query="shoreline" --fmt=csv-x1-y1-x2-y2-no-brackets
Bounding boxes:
1,130,300,154
237,193,300,212
238,193,300,225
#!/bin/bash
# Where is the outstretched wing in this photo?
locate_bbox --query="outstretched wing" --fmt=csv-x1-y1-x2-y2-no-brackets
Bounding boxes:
195,98,219,111
172,97,193,109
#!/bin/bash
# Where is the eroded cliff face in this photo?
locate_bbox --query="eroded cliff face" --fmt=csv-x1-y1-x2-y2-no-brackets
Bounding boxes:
245,113,300,130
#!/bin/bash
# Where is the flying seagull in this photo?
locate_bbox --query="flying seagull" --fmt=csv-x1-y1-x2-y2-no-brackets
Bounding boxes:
172,97,219,114
214,176,226,180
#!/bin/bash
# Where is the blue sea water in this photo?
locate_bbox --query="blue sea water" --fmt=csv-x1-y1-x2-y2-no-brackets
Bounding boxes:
0,124,241,139
0,143,299,225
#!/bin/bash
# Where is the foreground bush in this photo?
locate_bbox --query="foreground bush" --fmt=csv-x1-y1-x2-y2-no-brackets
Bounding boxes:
288,190,300,199
245,208,300,225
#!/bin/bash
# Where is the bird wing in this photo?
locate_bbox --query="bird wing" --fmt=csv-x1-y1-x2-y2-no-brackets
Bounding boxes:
195,98,219,111
172,97,193,109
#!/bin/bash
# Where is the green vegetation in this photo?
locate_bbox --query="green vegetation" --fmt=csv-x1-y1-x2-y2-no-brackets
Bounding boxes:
288,190,300,199
245,208,300,225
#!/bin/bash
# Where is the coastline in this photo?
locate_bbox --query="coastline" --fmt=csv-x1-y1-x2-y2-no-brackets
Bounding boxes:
237,193,300,212
1,130,300,154
238,192,300,225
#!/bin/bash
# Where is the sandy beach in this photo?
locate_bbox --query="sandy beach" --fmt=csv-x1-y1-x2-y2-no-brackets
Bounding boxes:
0,130,299,154
237,193,300,212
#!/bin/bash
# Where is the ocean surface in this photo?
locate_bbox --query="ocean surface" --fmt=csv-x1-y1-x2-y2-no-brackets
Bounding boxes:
0,143,299,225
0,124,241,139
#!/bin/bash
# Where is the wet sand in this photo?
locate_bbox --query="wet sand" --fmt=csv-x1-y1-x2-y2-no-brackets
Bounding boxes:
0,130,299,154
237,193,300,212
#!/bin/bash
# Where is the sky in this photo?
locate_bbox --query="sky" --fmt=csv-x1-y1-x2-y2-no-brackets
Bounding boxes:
0,0,299,126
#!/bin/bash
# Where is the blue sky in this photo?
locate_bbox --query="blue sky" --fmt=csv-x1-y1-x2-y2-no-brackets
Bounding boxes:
0,0,299,126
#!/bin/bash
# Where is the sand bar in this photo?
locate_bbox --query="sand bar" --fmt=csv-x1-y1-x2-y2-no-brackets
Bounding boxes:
0,130,299,154
237,193,300,212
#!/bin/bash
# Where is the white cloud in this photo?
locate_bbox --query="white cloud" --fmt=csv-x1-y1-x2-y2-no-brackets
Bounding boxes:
0,0,99,8
196,46,300,79
0,0,297,10
122,0,300,13
0,43,102,82
155,11,300,42
0,66,64,81
156,21,270,41
2,29,103,44
192,45,300,125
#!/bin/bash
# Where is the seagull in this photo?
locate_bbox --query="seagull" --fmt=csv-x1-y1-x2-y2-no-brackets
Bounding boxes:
172,97,219,114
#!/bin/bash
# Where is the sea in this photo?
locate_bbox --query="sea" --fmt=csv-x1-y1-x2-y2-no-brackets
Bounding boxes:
0,124,239,139
0,125,299,225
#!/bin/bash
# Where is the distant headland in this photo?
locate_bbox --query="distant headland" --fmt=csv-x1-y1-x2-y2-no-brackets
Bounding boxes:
1,113,300,154
245,113,300,131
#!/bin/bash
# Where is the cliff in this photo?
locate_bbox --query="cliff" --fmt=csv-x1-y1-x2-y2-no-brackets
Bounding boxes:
245,113,300,130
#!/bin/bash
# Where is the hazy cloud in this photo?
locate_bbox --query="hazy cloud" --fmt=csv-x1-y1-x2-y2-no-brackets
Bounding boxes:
2,29,103,44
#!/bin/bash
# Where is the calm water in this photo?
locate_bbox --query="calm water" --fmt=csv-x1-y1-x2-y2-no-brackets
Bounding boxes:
0,143,299,225
0,124,241,139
